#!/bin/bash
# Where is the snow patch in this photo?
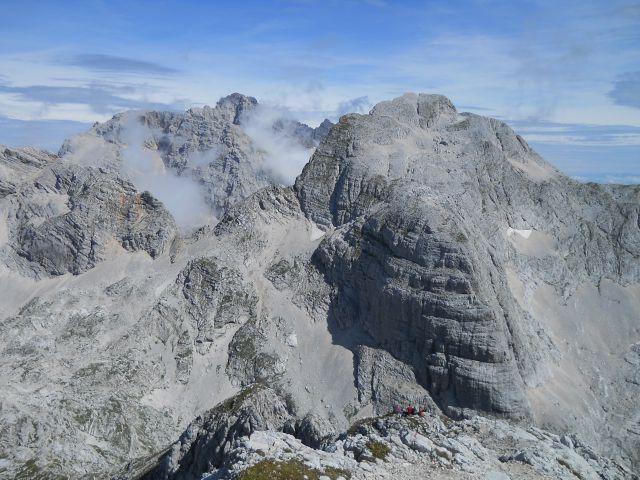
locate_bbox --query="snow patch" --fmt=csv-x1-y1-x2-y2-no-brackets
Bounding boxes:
285,333,298,348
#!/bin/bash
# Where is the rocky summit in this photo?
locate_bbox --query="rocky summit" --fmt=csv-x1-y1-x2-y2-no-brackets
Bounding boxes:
0,93,638,480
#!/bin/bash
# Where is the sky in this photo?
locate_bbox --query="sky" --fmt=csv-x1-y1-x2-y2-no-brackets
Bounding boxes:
0,0,638,183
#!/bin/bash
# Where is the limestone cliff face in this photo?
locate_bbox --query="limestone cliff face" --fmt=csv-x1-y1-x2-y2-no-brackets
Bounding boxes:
295,93,640,462
0,147,177,277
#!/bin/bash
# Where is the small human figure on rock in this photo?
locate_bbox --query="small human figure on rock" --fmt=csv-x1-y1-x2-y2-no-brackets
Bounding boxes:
406,404,415,415
418,406,426,417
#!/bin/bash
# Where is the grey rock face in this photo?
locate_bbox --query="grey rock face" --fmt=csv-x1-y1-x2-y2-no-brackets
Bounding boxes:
225,316,283,388
1,149,176,277
273,117,335,148
293,413,337,450
0,146,56,198
296,93,640,462
296,94,541,420
145,410,635,480
60,93,332,217
355,345,439,414
131,386,347,480
215,92,259,125
313,208,531,419
178,257,257,350
135,385,294,480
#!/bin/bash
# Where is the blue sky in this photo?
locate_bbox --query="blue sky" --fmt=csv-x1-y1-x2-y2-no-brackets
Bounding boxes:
0,0,638,183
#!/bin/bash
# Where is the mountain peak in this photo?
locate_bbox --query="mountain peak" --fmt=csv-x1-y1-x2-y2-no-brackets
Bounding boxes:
370,92,458,128
215,92,259,125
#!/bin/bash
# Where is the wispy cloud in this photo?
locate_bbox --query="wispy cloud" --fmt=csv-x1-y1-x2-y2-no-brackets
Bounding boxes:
511,120,640,146
513,118,640,183
621,4,640,17
337,96,370,115
117,115,212,229
58,53,179,75
529,142,640,183
0,82,185,115
240,105,314,184
608,71,640,109
62,114,214,229
603,174,640,184
458,105,492,112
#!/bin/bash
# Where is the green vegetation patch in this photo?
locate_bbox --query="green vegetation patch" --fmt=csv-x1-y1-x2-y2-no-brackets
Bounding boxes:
14,459,66,480
14,460,41,480
238,459,350,480
347,413,393,436
454,231,467,242
215,382,264,414
267,258,291,277
193,256,219,271
366,440,390,461
229,327,258,361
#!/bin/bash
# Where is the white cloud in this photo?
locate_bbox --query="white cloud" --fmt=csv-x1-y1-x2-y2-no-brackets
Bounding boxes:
604,175,640,184
62,114,214,230
119,116,213,230
240,105,314,185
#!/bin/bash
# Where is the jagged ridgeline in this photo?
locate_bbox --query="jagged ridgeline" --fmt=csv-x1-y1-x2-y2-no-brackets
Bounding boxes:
0,93,638,479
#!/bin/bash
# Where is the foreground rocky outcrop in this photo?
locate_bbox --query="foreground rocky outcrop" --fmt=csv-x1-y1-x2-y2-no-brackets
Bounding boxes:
134,385,294,480
0,92,638,479
224,412,632,480
124,384,634,479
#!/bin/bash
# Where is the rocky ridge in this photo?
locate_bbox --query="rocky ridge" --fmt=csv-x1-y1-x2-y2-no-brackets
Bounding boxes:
59,93,333,216
119,384,634,480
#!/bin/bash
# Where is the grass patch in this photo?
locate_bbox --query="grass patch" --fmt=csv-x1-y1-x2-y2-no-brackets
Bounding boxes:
193,256,219,271
15,460,40,480
267,259,291,278
215,382,264,414
229,325,259,362
454,231,467,242
346,413,393,436
366,440,390,461
238,459,350,480
14,459,66,480
324,466,352,479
